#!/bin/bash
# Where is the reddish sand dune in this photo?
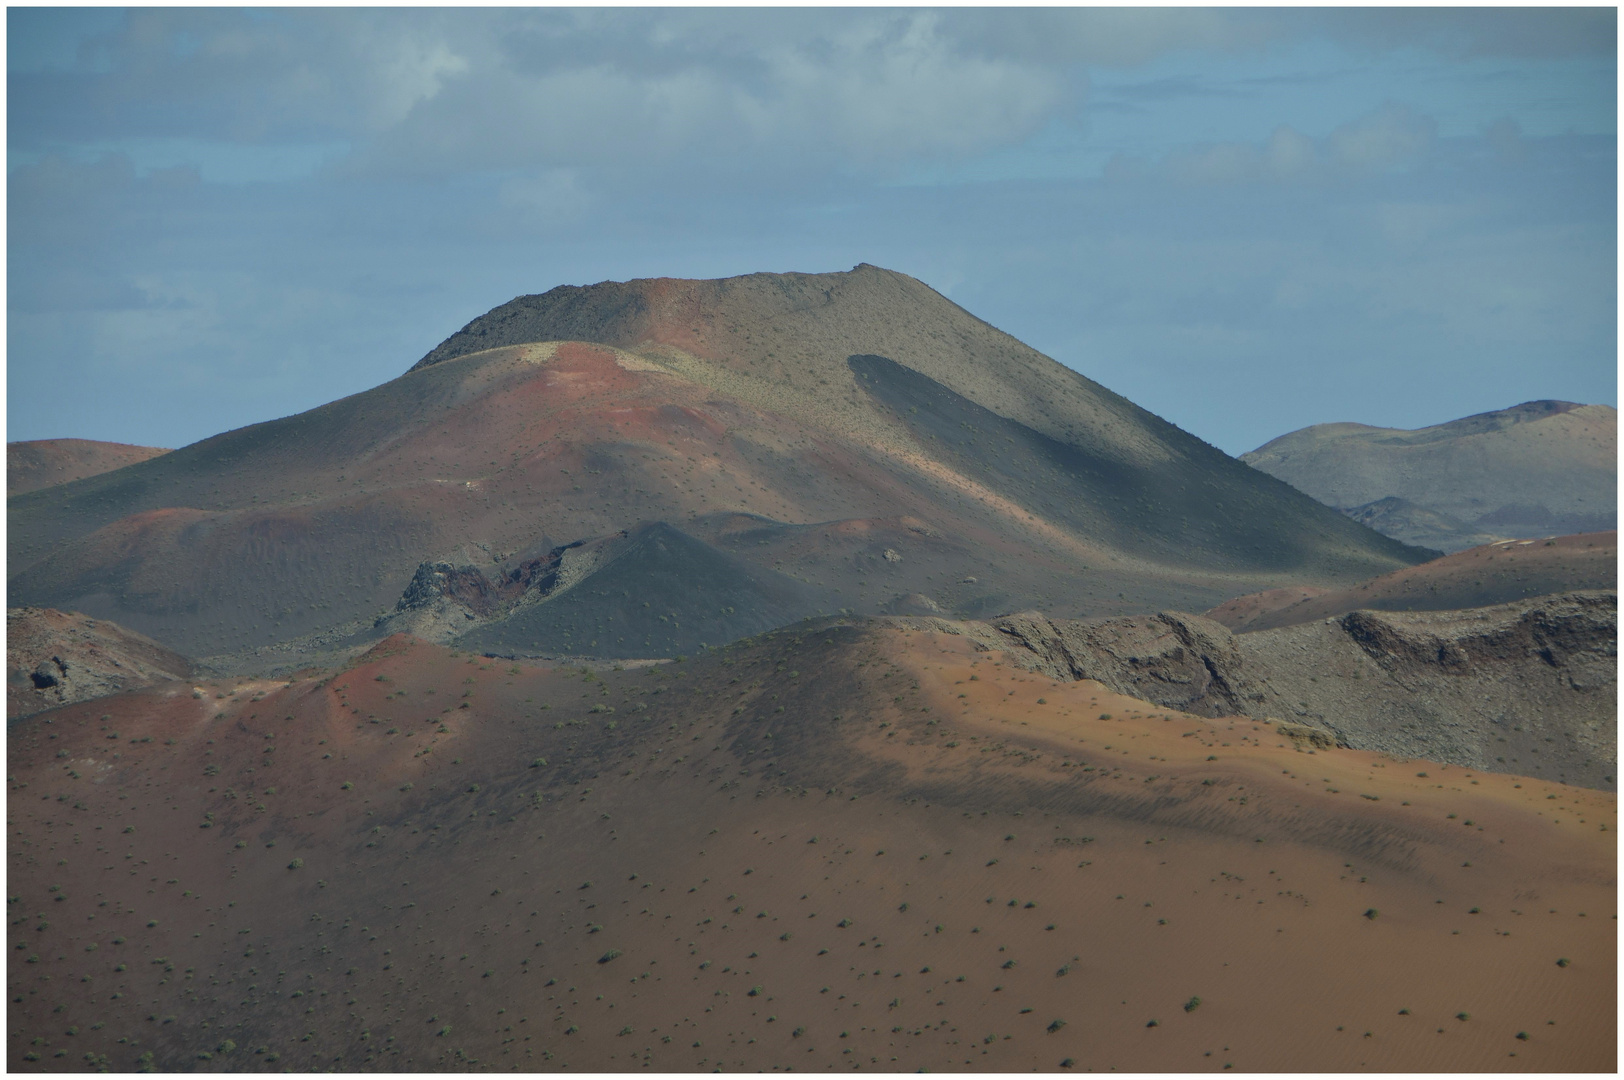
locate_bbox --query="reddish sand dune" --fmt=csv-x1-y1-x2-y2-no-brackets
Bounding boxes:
7,622,1611,1072
1207,531,1616,632
7,439,169,496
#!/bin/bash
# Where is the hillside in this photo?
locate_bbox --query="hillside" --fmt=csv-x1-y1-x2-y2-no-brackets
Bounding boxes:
1242,401,1616,553
1206,531,1617,633
8,268,1428,667
6,607,191,721
7,622,1614,1073
7,439,169,496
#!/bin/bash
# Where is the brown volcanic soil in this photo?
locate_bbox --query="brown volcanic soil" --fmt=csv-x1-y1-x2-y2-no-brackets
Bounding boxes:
10,269,1427,667
7,607,191,721
8,440,169,496
8,623,1613,1073
1207,531,1617,633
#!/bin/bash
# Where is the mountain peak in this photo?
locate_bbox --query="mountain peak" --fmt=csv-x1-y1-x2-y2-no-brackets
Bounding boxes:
410,263,919,372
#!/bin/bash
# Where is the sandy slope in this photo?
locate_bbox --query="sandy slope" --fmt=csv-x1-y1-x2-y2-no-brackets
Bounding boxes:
7,439,169,496
1206,531,1616,633
7,623,1612,1072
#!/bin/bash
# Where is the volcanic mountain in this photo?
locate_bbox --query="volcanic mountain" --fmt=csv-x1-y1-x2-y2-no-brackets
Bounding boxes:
8,265,1428,668
1243,400,1617,553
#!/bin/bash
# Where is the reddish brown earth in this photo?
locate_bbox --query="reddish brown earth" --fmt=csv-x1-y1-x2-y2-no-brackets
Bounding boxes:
1206,532,1617,633
9,268,1426,667
8,623,1612,1072
7,608,191,721
7,440,169,496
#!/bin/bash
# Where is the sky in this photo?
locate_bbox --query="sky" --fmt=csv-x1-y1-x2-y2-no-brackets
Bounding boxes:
7,7,1617,455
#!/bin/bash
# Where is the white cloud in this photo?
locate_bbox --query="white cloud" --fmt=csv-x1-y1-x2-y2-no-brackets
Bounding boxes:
1327,103,1436,171
1107,103,1441,186
342,11,1068,178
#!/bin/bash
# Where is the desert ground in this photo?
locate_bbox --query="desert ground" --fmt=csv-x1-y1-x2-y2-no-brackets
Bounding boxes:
8,622,1613,1072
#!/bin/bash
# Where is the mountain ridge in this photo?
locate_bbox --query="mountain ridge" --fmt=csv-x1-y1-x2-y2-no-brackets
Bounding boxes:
1243,399,1615,552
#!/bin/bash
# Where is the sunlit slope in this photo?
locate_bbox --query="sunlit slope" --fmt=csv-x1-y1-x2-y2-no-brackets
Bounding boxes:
10,268,1429,663
7,439,170,496
1244,400,1617,552
1208,531,1617,633
7,622,1613,1072
413,265,1429,576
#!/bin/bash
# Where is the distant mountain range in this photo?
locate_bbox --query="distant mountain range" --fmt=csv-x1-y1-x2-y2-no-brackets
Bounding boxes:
1243,399,1616,553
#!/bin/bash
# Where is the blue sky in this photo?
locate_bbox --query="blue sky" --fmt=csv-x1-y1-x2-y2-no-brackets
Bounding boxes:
8,7,1616,454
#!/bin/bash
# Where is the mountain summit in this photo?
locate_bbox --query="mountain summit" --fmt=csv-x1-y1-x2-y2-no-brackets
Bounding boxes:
10,266,1426,665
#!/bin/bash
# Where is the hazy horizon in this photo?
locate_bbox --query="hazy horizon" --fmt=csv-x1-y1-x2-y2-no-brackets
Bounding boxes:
8,7,1616,455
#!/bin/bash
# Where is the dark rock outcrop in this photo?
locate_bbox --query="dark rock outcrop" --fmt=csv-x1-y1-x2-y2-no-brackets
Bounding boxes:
989,610,1254,717
982,591,1617,789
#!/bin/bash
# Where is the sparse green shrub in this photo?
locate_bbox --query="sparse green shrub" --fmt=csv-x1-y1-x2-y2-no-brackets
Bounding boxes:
1048,1019,1067,1033
1184,996,1201,1012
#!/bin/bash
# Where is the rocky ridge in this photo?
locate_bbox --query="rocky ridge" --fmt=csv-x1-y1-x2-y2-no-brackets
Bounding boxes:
915,590,1617,789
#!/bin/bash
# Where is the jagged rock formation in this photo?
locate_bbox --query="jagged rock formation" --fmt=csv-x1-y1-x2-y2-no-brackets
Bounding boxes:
7,607,191,720
987,610,1251,716
369,522,834,659
956,591,1617,789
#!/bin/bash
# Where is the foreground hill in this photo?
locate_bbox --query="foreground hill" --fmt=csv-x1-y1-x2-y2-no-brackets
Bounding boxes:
1242,401,1616,553
7,623,1614,1072
1206,532,1617,633
6,607,191,721
7,439,169,496
8,267,1427,666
